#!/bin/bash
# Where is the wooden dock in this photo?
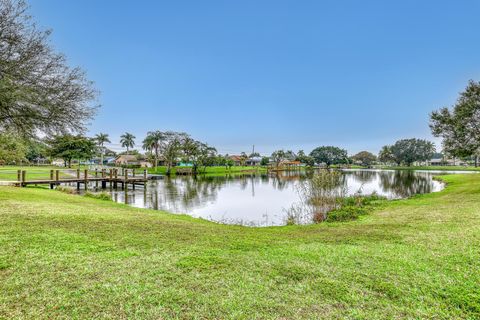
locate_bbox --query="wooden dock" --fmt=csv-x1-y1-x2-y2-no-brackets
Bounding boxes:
13,168,149,190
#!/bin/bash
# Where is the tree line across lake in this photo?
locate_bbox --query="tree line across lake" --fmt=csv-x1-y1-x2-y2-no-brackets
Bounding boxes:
1,0,480,171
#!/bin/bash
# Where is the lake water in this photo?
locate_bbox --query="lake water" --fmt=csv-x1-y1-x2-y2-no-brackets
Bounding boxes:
99,169,462,226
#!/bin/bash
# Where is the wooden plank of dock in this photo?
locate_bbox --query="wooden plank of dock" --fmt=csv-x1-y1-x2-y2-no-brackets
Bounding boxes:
11,169,149,189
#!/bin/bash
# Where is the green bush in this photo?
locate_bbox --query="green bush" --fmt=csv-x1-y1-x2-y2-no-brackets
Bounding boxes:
327,194,386,222
326,206,368,222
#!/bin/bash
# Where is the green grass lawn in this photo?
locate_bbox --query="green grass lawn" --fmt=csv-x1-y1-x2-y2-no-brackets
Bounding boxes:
1,175,479,318
0,166,77,181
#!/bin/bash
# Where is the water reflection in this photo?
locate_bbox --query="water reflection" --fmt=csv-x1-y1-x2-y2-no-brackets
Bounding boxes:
97,169,455,226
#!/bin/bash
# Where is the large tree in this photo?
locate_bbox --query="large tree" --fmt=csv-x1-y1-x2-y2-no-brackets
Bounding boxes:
182,138,217,174
430,80,480,166
309,146,348,167
271,150,286,168
378,145,395,164
120,132,135,155
160,131,188,175
383,138,435,166
351,151,377,167
47,134,96,167
142,130,163,170
0,0,97,136
24,138,47,163
0,131,26,164
295,150,315,166
94,133,110,166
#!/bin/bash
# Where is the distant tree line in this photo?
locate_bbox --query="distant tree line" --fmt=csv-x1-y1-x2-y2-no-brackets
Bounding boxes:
378,139,435,166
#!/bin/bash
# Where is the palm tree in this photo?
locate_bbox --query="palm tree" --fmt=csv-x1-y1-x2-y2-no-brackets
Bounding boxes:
94,133,110,166
120,132,136,154
143,130,163,170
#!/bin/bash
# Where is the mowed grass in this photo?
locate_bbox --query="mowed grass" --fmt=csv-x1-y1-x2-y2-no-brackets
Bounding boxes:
0,166,79,181
0,175,479,319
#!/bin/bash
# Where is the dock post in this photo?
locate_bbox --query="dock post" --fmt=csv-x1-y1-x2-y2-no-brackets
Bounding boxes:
50,170,54,189
114,169,118,189
17,170,21,183
132,169,136,190
143,169,147,180
84,169,88,190
21,170,26,187
109,169,113,189
55,170,59,186
101,169,106,189
123,169,128,190
95,169,98,189
76,169,80,190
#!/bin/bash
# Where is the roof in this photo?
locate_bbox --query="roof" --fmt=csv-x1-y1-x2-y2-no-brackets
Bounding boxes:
116,155,137,161
229,155,244,161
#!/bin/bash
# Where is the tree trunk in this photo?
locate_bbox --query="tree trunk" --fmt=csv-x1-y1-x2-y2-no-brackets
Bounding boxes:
475,155,478,167
166,162,171,176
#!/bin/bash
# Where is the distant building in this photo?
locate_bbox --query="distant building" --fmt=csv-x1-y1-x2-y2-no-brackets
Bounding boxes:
229,155,244,166
115,155,138,166
279,160,302,167
246,156,262,166
115,155,152,167
426,155,467,166
52,159,66,167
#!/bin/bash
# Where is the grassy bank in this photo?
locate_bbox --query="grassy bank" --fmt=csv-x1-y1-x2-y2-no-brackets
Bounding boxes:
146,165,268,176
378,165,480,171
1,175,479,319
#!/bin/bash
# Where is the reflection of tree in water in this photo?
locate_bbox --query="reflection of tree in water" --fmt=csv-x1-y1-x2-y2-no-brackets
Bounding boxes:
113,169,440,226
270,171,310,191
152,176,225,212
379,171,433,198
346,170,376,184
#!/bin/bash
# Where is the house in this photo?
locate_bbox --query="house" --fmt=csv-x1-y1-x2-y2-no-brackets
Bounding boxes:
426,156,467,166
246,156,262,166
115,155,153,168
52,159,66,167
115,155,139,166
138,160,153,168
229,155,244,166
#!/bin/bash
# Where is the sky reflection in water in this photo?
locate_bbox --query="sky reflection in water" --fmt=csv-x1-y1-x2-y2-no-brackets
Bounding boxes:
104,169,463,226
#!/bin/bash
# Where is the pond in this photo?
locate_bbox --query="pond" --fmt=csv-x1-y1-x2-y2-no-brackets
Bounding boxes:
94,169,466,226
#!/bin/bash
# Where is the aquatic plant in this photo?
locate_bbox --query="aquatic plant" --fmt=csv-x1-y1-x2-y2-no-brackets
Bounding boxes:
285,171,385,224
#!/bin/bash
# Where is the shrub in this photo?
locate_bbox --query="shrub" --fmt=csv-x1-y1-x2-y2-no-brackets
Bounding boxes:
326,194,386,222
326,206,368,222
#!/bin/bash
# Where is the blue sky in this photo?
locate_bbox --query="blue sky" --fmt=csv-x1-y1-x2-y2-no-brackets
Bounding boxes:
30,0,480,155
